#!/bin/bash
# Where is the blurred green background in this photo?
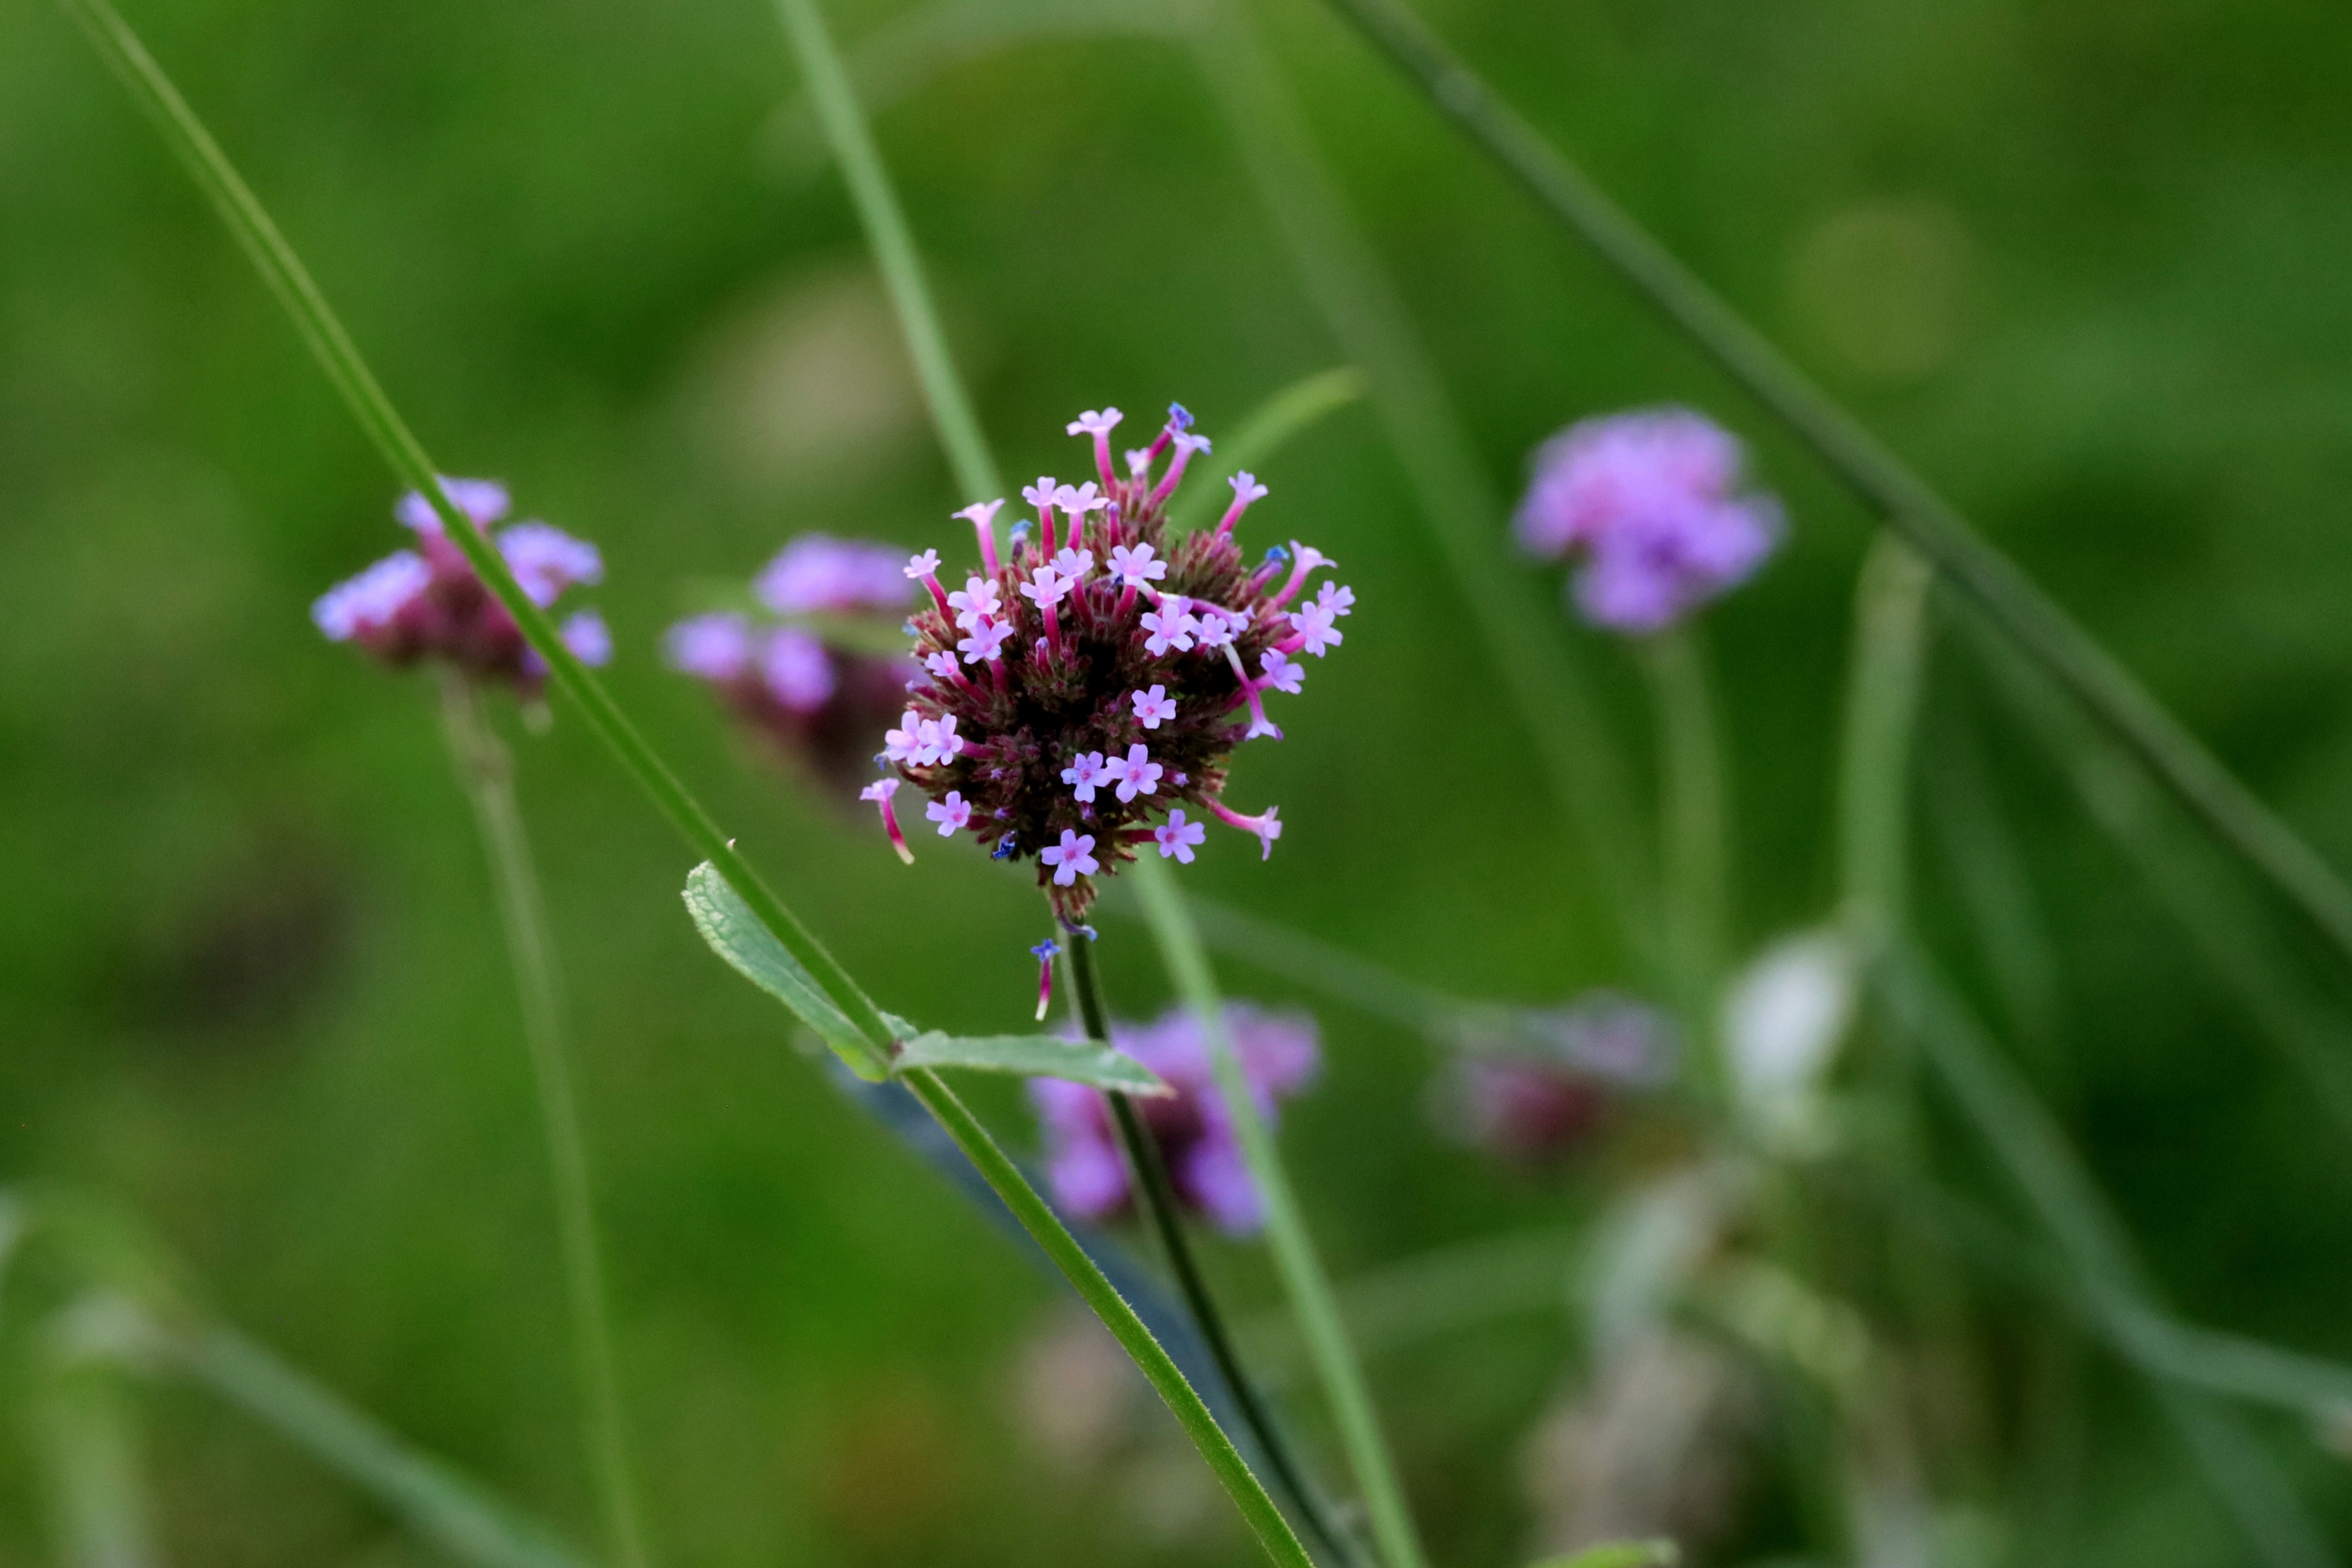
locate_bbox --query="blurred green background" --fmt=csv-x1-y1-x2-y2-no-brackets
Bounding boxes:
7,0,2352,1562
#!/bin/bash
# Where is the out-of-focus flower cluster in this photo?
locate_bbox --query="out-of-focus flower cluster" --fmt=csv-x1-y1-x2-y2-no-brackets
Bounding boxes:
1437,992,1679,1164
867,404,1349,921
313,478,610,689
666,535,923,796
1514,408,1782,633
1031,1003,1320,1235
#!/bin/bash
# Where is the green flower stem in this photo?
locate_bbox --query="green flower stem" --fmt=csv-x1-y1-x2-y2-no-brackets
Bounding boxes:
770,0,1001,503
60,4,1312,1557
1134,857,1431,1568
1836,536,1936,936
898,1066,1315,1568
56,0,900,1080
1314,0,2352,976
1638,626,1728,1026
1193,0,1657,975
1063,928,1352,1567
438,677,648,1568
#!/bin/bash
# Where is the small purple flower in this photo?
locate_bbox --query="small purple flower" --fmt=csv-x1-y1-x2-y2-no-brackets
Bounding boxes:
861,777,912,864
314,552,430,642
499,521,604,606
1130,685,1177,730
1258,650,1304,695
396,477,510,534
949,575,1003,629
1288,601,1344,657
1515,407,1783,633
926,791,973,837
761,628,837,712
665,613,754,682
1108,544,1166,588
1141,597,1196,656
1103,744,1161,804
560,609,613,667
1061,751,1108,804
957,618,1013,665
1029,1003,1320,1234
1039,829,1099,886
1154,809,1206,864
755,535,912,616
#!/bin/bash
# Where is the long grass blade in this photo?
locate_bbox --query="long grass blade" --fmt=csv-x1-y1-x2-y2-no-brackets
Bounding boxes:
1640,626,1730,1020
1312,0,2352,976
1167,366,1371,534
1135,857,1432,1568
30,1342,165,1568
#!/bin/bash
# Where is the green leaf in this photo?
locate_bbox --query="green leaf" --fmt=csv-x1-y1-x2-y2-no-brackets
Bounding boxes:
682,862,889,1079
1530,1543,1680,1568
894,1032,1171,1096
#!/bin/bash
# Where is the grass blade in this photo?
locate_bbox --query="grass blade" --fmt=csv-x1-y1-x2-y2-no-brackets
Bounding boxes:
1313,0,2352,977
893,1029,1171,1094
1135,856,1432,1568
1167,366,1371,534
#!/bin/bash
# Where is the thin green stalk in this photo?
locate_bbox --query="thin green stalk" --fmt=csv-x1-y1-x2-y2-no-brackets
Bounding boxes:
61,7,1310,1553
438,677,648,1568
770,0,1000,503
1314,0,2352,977
1063,930,1352,1567
175,1324,594,1568
1167,367,1371,535
1135,857,1430,1568
899,1066,1314,1568
1836,536,1935,938
32,1360,163,1568
57,0,898,1078
1639,626,1728,1021
1193,0,1657,974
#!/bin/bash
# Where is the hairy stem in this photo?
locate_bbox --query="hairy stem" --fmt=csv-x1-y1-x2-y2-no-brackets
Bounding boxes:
438,677,648,1568
1064,928,1352,1566
1313,0,2352,975
1134,857,1430,1568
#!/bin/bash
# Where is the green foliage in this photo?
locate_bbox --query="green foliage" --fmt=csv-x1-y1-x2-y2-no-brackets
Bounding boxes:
1528,1542,1679,1568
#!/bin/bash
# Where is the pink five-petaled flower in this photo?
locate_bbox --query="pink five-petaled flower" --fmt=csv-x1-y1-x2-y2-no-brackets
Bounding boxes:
926,791,973,837
915,714,963,767
1061,750,1108,804
1067,409,1122,439
1052,547,1095,582
1259,650,1304,695
1021,566,1074,610
862,778,913,864
1103,744,1162,804
1155,809,1206,864
1193,605,1239,651
1317,581,1354,617
883,709,924,764
1141,595,1196,656
1131,685,1177,729
1209,799,1283,861
1108,543,1166,588
955,499,1005,574
1039,829,1099,887
957,618,1013,665
948,575,1002,629
904,550,941,580
1289,601,1344,657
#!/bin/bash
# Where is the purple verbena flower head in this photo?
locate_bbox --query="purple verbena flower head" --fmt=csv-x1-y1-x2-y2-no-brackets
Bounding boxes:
1436,990,1679,1165
314,477,610,692
1029,1003,1320,1234
666,535,923,796
1514,407,1783,634
875,405,1352,921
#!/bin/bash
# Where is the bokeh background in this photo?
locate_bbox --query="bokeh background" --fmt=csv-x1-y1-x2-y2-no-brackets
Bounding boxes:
7,0,2352,1562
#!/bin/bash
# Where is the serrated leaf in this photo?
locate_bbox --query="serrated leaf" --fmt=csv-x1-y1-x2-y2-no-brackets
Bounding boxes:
682,862,888,1080
894,1032,1171,1096
1529,1542,1678,1568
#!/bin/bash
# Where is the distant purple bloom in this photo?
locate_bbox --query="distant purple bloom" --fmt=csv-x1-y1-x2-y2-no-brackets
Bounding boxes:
1515,407,1783,633
1438,991,1678,1164
664,613,754,682
1029,1003,1320,1234
754,535,912,616
760,627,838,713
315,478,608,694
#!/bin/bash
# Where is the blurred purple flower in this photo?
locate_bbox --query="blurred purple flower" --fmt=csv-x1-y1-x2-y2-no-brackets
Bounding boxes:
1440,992,1678,1164
1514,408,1782,633
668,537,923,795
1030,1004,1320,1235
314,477,610,690
754,535,913,616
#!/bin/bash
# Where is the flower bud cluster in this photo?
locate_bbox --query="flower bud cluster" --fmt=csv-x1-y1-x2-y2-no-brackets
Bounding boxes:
313,478,610,690
873,404,1352,920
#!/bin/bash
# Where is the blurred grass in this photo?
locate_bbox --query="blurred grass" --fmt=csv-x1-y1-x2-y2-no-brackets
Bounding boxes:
8,0,2352,1562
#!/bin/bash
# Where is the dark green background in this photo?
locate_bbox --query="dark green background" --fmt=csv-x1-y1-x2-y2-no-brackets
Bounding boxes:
6,0,2352,1561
